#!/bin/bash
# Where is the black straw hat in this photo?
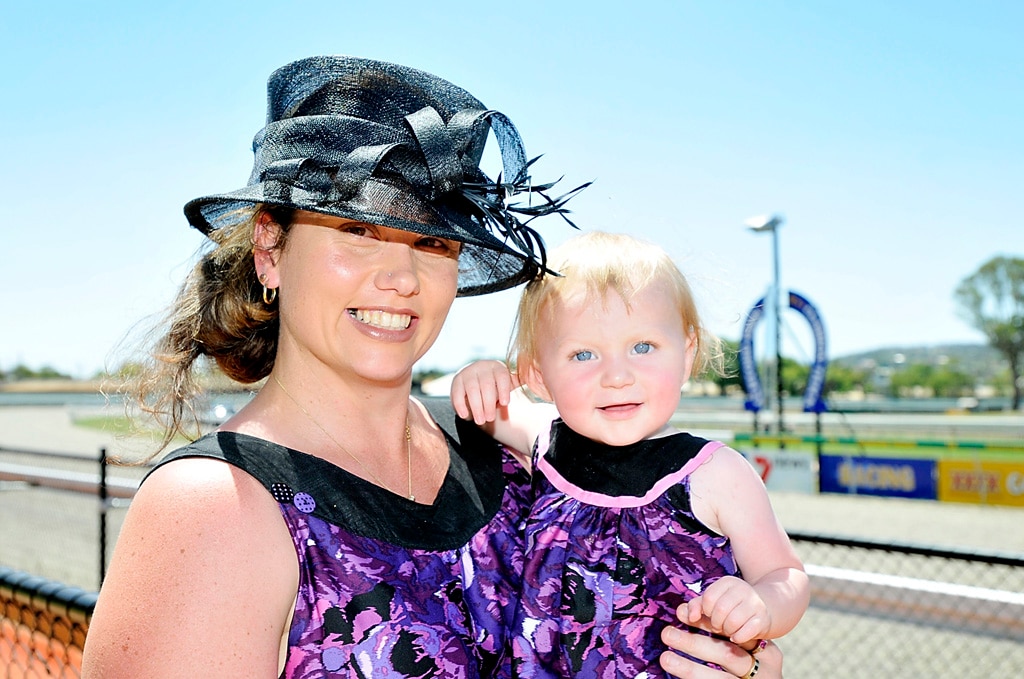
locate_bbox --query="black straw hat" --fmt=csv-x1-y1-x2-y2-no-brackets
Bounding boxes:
184,56,584,295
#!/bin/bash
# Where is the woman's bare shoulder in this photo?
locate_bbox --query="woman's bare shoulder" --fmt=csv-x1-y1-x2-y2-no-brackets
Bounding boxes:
82,456,298,678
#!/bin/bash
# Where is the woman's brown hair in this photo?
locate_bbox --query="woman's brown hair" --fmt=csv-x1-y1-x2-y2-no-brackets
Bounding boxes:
126,205,292,451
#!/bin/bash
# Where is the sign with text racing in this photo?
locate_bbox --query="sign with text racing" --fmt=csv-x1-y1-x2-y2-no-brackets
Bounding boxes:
819,455,937,500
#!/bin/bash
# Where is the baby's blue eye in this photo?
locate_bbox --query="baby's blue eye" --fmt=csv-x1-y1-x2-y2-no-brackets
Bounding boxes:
572,350,595,362
633,342,652,355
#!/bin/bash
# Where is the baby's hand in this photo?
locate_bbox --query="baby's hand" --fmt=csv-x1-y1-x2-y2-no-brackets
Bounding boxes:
450,360,519,425
683,576,771,644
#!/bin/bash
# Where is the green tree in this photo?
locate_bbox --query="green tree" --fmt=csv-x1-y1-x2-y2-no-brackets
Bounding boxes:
954,256,1024,409
5,364,72,381
889,363,934,397
824,363,868,394
930,365,975,398
780,358,810,396
887,361,975,398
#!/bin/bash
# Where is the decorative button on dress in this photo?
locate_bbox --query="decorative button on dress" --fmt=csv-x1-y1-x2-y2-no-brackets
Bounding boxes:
512,420,739,678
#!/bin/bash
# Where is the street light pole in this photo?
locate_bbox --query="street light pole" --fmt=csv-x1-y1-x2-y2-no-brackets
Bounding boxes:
745,214,785,437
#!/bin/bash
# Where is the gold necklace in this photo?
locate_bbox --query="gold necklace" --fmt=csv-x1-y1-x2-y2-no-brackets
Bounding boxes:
272,375,415,502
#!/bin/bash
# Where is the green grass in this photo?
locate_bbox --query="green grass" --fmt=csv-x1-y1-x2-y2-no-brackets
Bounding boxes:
73,415,192,444
733,433,1024,462
74,414,140,436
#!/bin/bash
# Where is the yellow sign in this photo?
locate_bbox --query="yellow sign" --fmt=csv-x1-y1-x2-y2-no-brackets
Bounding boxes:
938,459,1024,507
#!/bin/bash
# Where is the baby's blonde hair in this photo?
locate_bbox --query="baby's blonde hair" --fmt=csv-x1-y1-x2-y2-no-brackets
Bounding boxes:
511,231,722,379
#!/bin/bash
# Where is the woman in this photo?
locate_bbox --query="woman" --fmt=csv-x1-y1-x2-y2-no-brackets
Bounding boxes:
82,55,783,678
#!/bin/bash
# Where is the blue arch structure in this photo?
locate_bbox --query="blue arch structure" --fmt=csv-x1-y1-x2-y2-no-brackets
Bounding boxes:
739,290,828,413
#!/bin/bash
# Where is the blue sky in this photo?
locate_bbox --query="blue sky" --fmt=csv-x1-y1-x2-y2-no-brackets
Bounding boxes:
3,1,1020,378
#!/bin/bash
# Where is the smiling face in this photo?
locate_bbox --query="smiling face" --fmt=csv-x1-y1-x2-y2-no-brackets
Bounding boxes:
257,210,461,386
522,279,695,447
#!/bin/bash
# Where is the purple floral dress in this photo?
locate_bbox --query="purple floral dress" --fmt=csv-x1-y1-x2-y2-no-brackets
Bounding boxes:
512,420,738,678
153,401,530,678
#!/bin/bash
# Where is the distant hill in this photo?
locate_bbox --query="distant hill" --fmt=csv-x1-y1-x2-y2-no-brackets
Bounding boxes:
832,343,1006,380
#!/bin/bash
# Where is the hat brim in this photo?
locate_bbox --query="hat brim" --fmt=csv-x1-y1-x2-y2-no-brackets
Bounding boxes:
184,176,538,296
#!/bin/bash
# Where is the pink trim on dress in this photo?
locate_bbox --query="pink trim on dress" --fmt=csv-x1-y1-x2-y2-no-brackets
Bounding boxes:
535,439,725,509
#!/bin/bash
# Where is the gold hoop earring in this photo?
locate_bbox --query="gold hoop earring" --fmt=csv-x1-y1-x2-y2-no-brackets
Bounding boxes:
259,273,277,305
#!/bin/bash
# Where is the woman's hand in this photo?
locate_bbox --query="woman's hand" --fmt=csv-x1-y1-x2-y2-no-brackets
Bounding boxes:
660,624,782,679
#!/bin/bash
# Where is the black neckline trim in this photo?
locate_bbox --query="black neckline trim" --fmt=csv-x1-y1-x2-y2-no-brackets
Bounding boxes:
153,399,509,550
543,420,708,496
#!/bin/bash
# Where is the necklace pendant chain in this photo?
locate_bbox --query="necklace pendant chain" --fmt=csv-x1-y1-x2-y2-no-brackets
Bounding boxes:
406,423,415,502
273,375,415,502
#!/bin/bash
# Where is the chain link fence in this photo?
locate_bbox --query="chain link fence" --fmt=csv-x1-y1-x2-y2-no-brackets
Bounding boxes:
1,567,94,679
1,445,143,592
781,533,1024,677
